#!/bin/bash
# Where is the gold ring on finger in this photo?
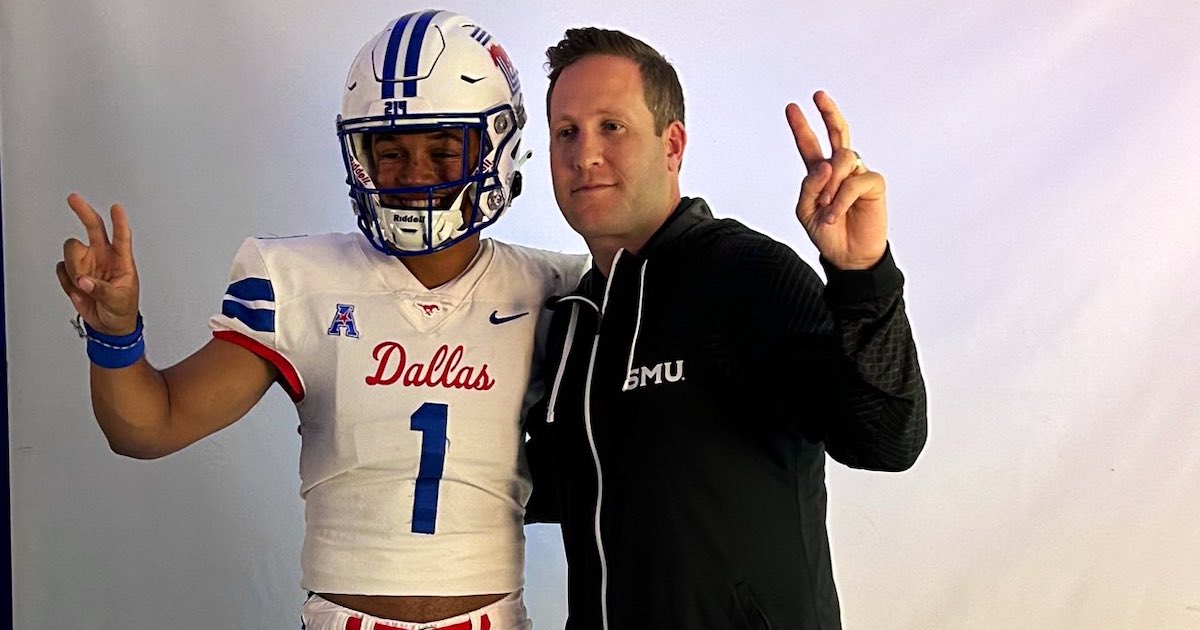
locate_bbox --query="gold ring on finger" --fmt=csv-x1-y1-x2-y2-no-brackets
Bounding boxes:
850,150,868,175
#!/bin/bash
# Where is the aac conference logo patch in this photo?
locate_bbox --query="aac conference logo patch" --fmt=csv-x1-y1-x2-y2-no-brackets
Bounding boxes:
327,303,360,338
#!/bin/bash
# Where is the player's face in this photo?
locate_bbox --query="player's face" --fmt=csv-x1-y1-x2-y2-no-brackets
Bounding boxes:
549,54,679,248
370,129,481,212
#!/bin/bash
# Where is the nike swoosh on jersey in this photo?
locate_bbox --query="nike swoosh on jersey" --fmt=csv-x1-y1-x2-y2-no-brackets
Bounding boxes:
489,310,529,325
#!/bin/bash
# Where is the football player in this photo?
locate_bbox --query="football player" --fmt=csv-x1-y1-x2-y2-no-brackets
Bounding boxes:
56,10,585,629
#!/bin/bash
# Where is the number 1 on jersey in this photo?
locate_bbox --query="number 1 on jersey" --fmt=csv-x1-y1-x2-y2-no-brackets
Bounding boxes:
410,402,448,534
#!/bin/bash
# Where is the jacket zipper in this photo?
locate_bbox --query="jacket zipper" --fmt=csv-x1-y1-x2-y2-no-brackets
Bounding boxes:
586,249,625,630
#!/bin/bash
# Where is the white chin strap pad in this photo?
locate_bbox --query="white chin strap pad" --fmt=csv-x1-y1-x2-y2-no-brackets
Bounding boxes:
377,183,473,252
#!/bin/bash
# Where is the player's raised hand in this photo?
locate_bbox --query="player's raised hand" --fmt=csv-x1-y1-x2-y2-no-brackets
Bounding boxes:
787,91,887,270
56,193,141,335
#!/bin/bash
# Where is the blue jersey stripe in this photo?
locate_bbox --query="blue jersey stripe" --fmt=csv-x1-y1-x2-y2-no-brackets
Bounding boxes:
381,12,415,99
222,300,275,333
402,10,440,98
226,277,274,302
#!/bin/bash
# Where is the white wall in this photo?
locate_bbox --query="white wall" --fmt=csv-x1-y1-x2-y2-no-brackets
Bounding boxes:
4,0,1199,628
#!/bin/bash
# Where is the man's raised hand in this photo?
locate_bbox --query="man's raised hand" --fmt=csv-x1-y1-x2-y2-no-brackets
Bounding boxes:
787,91,888,270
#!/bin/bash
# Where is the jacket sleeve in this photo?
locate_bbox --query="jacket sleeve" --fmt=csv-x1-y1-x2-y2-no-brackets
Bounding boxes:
814,244,927,471
736,237,927,472
522,415,561,524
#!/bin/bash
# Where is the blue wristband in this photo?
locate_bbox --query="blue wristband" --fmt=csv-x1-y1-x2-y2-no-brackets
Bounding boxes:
84,314,145,369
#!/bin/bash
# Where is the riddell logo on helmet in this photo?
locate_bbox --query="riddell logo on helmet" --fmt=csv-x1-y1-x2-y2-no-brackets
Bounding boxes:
351,159,371,187
392,215,424,223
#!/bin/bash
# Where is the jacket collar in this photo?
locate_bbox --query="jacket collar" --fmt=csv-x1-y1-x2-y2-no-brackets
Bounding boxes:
639,196,712,257
568,197,714,301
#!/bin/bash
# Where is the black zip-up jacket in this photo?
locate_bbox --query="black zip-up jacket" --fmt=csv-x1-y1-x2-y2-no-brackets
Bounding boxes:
525,198,927,629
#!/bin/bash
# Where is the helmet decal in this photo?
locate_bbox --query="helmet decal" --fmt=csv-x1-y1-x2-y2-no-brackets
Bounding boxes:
380,10,440,100
488,44,521,97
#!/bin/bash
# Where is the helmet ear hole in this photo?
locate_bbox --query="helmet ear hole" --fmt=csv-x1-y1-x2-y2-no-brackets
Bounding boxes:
510,172,523,200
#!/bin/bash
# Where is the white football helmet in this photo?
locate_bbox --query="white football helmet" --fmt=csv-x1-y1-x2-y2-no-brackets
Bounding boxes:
338,10,529,256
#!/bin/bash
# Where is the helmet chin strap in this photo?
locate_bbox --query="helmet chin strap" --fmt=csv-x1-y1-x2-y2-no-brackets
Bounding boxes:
378,181,476,253
429,183,474,245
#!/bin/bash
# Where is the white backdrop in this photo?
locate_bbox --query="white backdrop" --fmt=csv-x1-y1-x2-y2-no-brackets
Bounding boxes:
5,1,1200,628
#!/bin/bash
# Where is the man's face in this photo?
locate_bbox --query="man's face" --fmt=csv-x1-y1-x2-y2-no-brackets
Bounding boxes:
370,129,480,212
549,54,681,250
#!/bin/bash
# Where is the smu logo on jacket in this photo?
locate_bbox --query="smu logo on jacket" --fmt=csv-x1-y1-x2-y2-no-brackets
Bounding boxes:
623,359,685,391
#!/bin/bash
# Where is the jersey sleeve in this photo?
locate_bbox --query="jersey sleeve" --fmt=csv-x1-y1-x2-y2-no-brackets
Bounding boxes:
556,253,592,295
208,237,305,401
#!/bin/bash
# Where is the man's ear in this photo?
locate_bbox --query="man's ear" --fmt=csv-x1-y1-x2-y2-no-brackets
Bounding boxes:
664,120,687,173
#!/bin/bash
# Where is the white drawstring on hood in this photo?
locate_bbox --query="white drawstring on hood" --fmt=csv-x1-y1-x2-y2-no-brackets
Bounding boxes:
620,260,649,392
544,250,651,419
545,299,583,424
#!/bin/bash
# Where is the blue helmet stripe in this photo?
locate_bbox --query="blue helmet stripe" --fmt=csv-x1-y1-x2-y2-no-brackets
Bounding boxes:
402,10,440,98
381,12,415,99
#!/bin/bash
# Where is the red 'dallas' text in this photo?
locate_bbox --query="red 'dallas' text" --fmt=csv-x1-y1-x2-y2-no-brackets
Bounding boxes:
365,343,495,391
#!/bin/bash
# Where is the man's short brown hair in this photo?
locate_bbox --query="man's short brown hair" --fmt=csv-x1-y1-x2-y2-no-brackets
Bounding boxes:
545,27,685,135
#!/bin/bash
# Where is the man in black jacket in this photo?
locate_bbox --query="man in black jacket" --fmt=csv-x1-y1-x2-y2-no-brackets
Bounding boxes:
525,27,927,629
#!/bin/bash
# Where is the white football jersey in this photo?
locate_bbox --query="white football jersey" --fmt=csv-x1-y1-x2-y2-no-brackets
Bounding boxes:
208,233,587,596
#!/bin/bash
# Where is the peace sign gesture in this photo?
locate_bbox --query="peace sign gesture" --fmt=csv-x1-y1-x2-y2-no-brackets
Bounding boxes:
56,193,141,335
787,91,888,270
